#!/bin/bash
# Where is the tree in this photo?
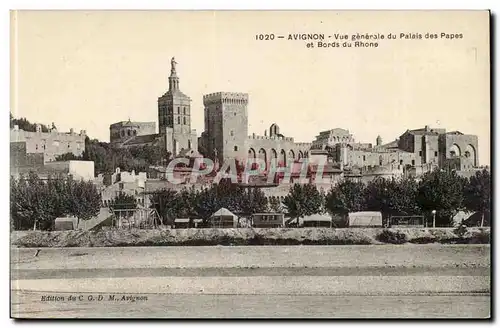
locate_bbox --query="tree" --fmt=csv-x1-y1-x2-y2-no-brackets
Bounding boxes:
176,187,199,218
282,184,325,219
463,169,491,227
111,192,137,211
193,179,252,222
10,173,101,230
9,114,49,132
363,177,419,222
325,179,365,217
55,152,83,161
417,169,466,227
82,139,165,176
268,196,284,213
150,188,180,225
240,188,268,215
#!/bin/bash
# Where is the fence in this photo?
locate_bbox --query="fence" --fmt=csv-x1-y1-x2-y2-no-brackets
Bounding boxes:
388,215,425,228
110,208,162,229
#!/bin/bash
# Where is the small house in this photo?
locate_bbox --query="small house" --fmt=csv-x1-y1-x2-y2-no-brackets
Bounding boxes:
302,214,333,228
174,218,191,229
252,213,285,228
54,217,78,231
210,208,238,228
348,211,383,227
174,218,205,229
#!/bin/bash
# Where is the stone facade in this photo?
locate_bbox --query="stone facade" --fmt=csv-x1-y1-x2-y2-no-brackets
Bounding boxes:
110,57,198,157
323,125,479,173
202,92,249,162
110,121,156,144
158,57,197,156
98,167,148,208
439,131,479,168
43,160,95,181
200,93,312,167
10,124,86,162
106,58,480,178
311,128,355,150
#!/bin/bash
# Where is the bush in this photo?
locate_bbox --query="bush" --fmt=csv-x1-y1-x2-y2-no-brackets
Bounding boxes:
376,229,408,244
453,222,468,238
468,230,490,244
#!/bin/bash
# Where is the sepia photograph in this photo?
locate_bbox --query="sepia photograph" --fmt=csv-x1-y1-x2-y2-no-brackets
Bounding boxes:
9,10,491,319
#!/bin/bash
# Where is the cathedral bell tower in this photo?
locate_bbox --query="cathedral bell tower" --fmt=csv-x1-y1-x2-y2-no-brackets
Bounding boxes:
157,57,194,156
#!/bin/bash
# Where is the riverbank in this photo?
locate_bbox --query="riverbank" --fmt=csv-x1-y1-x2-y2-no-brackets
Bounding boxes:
11,245,490,318
12,245,490,271
11,227,490,248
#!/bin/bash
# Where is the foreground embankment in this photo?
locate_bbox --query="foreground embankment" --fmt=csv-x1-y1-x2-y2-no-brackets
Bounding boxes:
11,227,490,248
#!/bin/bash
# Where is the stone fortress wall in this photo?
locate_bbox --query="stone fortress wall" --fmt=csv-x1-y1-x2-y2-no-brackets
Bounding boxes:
10,124,86,162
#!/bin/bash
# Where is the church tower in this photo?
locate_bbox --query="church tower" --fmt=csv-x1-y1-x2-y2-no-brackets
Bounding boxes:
157,57,196,155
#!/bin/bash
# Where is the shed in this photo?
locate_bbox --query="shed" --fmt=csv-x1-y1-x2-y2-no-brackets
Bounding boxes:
174,218,191,229
54,217,78,231
253,213,285,228
302,214,332,228
348,211,383,227
210,208,238,228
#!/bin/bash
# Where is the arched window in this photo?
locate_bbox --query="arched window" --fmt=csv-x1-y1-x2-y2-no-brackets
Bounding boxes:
127,130,131,136
183,117,186,125
183,107,186,115
177,107,180,114
177,116,181,124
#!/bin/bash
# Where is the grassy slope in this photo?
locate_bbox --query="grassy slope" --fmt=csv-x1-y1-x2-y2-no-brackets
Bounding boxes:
11,227,490,248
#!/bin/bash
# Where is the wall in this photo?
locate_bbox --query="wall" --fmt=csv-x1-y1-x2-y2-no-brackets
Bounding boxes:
360,165,404,184
44,160,95,181
442,133,479,167
158,91,192,136
311,128,354,150
10,142,45,168
11,127,86,162
443,157,476,172
111,167,147,187
109,121,156,143
339,147,416,168
10,141,45,178
246,134,311,167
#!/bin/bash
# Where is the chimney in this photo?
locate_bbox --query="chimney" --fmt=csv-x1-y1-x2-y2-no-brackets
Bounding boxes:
425,125,430,132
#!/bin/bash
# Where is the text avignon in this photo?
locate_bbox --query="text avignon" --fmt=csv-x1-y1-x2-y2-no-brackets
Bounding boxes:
288,33,325,40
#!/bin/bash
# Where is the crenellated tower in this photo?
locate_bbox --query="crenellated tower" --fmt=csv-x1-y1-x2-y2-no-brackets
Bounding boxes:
203,92,249,162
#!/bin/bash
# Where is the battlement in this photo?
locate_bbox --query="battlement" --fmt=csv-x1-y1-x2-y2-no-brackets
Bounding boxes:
294,142,312,148
248,134,294,142
11,126,87,138
203,92,249,105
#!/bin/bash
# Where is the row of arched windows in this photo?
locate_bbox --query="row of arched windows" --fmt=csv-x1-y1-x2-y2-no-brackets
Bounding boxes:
120,130,137,137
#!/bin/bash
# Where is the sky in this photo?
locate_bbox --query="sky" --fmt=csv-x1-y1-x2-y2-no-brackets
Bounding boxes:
11,10,490,165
